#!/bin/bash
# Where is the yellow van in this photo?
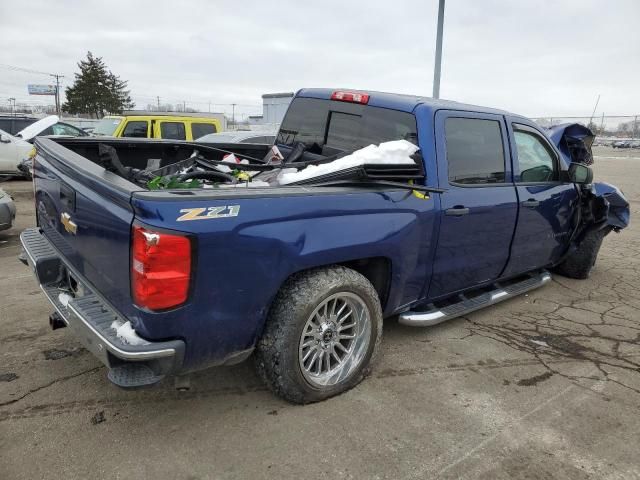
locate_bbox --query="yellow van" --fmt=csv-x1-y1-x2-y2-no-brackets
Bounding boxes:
93,114,222,141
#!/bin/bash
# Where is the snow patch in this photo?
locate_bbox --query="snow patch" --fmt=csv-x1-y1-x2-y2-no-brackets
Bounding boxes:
110,320,150,346
58,292,72,307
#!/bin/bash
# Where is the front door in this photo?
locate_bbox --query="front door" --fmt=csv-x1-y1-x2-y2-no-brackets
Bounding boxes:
502,121,579,276
428,111,518,299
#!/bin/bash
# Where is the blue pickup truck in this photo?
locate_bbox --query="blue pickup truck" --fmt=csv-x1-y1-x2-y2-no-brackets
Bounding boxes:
20,88,629,403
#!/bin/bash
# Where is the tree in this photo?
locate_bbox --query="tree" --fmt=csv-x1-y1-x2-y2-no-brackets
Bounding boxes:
63,52,134,118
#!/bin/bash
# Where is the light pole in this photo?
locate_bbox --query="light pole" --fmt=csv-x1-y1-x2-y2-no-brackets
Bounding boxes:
432,0,446,99
8,97,16,116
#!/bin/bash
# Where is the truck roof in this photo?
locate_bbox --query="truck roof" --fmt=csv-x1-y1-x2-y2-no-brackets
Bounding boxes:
297,88,515,117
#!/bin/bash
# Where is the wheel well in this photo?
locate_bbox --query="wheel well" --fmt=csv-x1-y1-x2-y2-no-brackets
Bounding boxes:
338,257,391,310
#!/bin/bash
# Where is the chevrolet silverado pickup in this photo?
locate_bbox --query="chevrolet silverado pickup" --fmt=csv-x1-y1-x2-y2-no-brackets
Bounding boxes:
19,88,629,403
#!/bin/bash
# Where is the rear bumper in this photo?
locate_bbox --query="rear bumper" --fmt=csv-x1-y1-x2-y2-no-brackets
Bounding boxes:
20,227,185,377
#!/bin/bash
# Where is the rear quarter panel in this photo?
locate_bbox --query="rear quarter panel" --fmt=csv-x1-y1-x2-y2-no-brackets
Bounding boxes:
131,188,439,370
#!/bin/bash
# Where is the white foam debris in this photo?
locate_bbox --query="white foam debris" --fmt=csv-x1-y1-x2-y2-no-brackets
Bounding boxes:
530,339,549,348
110,320,150,346
277,140,419,185
247,180,270,187
58,292,72,307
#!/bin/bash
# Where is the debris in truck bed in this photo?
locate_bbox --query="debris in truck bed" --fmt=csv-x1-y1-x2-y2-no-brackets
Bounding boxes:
276,140,420,185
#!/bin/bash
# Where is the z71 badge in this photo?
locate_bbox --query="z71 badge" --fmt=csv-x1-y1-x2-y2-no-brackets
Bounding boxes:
177,205,240,222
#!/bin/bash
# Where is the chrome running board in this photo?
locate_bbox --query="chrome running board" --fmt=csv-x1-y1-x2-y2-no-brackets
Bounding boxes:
398,270,552,327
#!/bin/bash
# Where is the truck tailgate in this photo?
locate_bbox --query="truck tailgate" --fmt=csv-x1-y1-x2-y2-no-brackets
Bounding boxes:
33,138,140,317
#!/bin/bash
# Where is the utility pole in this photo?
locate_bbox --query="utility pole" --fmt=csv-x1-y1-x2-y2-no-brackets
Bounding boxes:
432,0,446,99
50,73,64,116
183,100,186,112
588,94,600,127
157,96,160,111
232,103,236,129
8,97,16,116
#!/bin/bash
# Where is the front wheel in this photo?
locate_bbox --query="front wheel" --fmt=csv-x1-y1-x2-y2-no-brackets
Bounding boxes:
255,266,383,404
553,229,606,279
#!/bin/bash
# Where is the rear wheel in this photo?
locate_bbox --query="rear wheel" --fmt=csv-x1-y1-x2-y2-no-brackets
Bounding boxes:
554,229,606,279
255,266,383,404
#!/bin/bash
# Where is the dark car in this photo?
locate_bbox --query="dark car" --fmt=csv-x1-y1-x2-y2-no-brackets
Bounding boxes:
0,116,39,135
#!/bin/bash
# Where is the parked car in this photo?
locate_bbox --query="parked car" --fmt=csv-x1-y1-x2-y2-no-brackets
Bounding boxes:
613,140,631,148
0,187,16,231
196,130,276,144
1,116,88,180
93,114,222,140
0,129,33,181
0,115,39,135
20,88,629,403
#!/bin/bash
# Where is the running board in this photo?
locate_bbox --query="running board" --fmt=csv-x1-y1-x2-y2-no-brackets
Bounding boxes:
398,270,552,327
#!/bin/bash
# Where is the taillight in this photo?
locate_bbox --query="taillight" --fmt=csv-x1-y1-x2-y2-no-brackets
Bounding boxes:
131,225,192,310
331,90,370,104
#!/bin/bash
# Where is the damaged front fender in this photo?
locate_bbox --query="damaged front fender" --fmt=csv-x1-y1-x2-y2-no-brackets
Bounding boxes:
591,182,630,231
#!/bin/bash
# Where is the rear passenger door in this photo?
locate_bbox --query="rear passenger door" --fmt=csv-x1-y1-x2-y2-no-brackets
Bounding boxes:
501,121,579,276
428,111,518,299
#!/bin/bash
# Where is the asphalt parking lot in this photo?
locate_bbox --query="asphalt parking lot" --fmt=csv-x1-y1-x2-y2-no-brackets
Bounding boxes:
1,146,639,479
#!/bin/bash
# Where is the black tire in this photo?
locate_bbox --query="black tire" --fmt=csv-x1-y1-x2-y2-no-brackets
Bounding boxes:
254,266,383,404
553,229,606,279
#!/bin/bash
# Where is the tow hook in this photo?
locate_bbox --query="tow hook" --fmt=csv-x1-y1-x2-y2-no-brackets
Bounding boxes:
49,312,66,330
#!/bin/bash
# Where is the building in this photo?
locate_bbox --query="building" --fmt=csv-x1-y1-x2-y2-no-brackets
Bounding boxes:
261,92,294,126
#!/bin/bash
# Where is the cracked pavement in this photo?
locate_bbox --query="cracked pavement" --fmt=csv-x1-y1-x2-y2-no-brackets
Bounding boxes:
1,147,639,479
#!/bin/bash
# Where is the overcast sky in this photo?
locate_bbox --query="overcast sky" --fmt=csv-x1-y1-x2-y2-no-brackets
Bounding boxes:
1,0,638,118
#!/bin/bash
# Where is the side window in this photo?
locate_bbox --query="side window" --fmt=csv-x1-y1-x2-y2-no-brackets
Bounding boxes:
122,121,148,138
513,127,557,182
445,118,506,185
160,122,186,140
191,123,216,139
51,123,83,136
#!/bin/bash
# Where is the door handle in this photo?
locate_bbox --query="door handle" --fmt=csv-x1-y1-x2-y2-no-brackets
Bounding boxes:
521,199,540,208
445,206,470,216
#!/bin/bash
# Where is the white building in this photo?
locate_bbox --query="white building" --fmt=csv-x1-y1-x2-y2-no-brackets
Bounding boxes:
261,92,294,126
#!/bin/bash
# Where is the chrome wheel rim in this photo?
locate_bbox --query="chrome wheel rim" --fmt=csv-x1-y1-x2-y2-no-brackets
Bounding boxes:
298,292,371,388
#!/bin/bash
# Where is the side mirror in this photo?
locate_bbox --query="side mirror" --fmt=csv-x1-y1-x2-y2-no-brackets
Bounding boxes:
0,134,11,144
568,162,593,184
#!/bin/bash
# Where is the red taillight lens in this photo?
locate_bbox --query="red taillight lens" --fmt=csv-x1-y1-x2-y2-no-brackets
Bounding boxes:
131,226,191,310
331,90,370,104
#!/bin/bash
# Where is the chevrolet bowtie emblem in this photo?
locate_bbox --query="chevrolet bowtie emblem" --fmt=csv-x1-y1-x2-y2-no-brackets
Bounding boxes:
60,212,77,235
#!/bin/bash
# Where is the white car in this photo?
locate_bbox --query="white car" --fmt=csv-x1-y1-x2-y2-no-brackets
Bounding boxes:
0,128,32,180
0,116,87,180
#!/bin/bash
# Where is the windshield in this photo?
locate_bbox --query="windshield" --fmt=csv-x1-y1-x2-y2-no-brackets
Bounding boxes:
276,97,418,155
93,117,123,136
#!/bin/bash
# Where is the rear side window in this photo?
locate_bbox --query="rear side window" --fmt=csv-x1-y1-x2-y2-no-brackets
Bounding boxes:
51,123,84,136
445,118,505,185
122,121,148,138
277,97,417,154
191,122,216,139
161,122,186,140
